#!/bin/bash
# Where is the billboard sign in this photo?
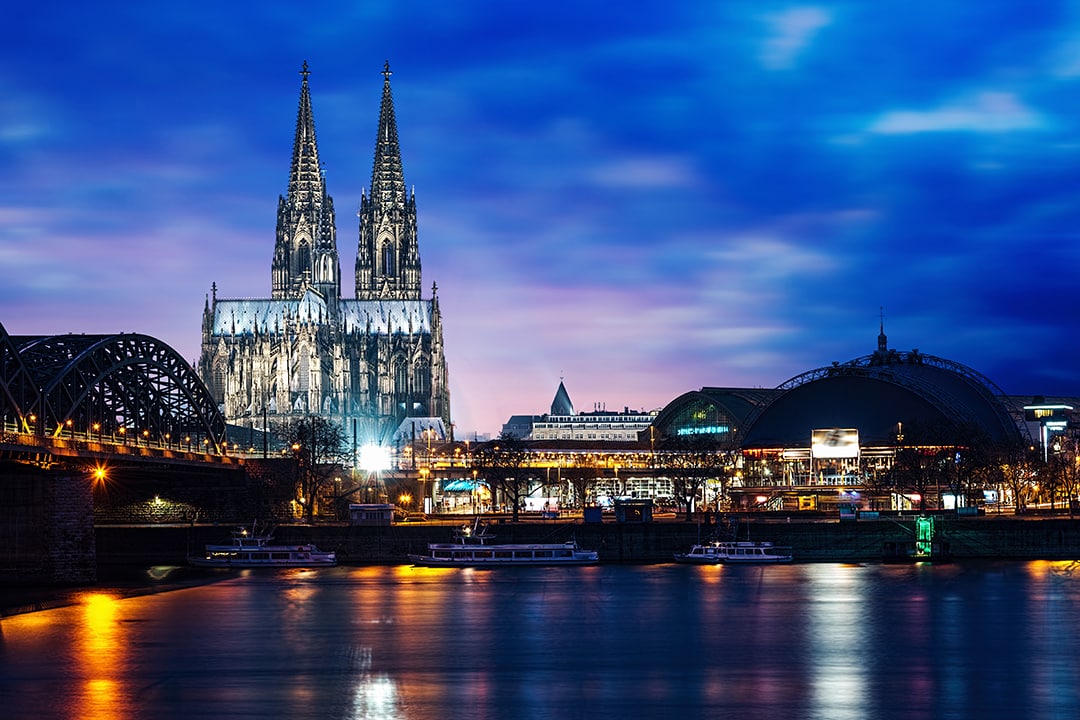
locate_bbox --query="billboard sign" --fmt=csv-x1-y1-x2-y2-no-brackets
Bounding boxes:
1023,404,1072,423
811,428,860,459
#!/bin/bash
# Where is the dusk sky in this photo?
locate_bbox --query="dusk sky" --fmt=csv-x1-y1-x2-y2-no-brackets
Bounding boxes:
4,2,1080,437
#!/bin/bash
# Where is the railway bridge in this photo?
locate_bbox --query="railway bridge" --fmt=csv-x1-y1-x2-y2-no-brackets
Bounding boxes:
0,321,242,585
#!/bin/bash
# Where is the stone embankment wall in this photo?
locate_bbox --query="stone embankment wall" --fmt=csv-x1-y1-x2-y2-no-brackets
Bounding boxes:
94,516,1080,567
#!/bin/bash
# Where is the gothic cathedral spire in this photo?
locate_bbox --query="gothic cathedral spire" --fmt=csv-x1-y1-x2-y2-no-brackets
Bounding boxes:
272,61,340,301
355,61,422,301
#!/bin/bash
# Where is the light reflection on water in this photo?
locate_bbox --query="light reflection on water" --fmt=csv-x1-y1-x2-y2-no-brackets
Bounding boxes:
3,562,1080,719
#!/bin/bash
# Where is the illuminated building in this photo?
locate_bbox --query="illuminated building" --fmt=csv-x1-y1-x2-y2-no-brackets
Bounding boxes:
506,381,658,442
650,324,1079,513
199,63,450,437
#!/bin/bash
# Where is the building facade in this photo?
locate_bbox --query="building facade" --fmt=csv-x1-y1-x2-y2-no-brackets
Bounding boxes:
505,381,658,442
199,63,450,441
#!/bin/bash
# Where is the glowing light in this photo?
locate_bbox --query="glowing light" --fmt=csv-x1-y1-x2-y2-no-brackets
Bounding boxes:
359,444,392,472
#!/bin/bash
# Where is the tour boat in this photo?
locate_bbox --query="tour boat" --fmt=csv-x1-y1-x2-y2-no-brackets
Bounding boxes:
189,523,337,568
672,541,727,564
674,540,793,565
408,519,599,567
717,540,793,564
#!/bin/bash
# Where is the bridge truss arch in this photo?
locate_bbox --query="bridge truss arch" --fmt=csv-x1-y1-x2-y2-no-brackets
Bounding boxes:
0,323,226,452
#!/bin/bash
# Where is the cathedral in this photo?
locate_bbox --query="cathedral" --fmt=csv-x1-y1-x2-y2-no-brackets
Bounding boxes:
199,63,451,442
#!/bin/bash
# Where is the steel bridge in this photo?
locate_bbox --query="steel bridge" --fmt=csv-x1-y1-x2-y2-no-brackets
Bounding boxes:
0,321,227,459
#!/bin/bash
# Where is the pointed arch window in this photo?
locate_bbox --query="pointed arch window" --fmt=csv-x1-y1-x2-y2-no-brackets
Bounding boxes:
297,241,311,279
393,357,409,391
382,242,396,278
413,362,429,395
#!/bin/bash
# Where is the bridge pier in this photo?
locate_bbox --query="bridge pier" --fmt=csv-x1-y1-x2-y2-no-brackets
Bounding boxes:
0,465,96,586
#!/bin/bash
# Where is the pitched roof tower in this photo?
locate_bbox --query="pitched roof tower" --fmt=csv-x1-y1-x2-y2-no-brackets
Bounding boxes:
272,61,340,301
355,61,422,301
551,380,574,416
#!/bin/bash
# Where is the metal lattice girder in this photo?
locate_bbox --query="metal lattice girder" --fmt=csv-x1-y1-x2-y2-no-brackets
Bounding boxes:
10,332,226,451
0,321,39,422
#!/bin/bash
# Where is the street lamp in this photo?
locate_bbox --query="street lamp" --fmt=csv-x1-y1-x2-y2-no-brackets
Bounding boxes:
419,467,430,513
472,468,479,514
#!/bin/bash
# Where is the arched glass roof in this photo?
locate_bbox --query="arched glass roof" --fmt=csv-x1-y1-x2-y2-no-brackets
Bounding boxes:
740,350,1025,448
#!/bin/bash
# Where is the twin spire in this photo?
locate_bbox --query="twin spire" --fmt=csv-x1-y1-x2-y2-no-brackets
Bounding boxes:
287,60,323,202
370,60,408,210
272,61,419,303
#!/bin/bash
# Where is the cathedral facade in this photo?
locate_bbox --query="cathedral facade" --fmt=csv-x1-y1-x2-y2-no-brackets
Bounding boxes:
199,63,450,441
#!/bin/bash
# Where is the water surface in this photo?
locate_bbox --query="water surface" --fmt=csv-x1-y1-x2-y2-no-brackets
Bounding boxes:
2,561,1080,719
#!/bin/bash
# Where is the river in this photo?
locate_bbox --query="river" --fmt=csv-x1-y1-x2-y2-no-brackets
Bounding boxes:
2,560,1080,719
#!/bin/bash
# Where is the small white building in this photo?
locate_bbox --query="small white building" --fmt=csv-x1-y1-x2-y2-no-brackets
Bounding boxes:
522,381,657,442
349,503,393,526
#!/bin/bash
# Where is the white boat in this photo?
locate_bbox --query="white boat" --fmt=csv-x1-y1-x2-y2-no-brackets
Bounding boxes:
189,523,337,568
674,540,792,565
717,541,792,564
408,519,599,567
672,541,727,564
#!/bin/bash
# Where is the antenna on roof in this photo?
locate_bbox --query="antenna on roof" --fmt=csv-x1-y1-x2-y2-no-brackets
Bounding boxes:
877,306,888,353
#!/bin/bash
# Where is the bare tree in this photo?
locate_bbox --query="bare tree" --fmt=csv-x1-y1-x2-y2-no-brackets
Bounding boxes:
941,426,1000,511
657,435,727,519
887,420,975,511
563,465,601,510
997,443,1040,515
275,416,350,523
1056,438,1080,517
473,432,535,521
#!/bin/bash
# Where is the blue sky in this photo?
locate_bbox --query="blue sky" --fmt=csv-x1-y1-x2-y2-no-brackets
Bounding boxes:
4,2,1080,436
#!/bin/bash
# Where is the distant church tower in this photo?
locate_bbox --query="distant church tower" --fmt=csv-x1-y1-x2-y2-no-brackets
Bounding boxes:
199,63,450,441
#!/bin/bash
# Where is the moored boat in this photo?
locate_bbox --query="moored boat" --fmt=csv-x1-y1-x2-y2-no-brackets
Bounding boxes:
717,540,793,564
674,540,793,564
189,522,337,568
408,519,599,567
673,541,727,564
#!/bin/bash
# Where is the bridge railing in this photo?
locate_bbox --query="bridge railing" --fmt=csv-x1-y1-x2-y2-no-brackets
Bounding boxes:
0,420,241,464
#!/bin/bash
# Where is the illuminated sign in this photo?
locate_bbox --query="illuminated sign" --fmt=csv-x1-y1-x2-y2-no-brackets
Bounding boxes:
811,428,860,459
676,425,729,436
1023,404,1073,422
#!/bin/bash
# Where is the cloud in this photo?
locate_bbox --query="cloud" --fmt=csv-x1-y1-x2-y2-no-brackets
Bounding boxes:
586,155,699,189
867,92,1046,134
1050,37,1080,77
760,6,832,70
